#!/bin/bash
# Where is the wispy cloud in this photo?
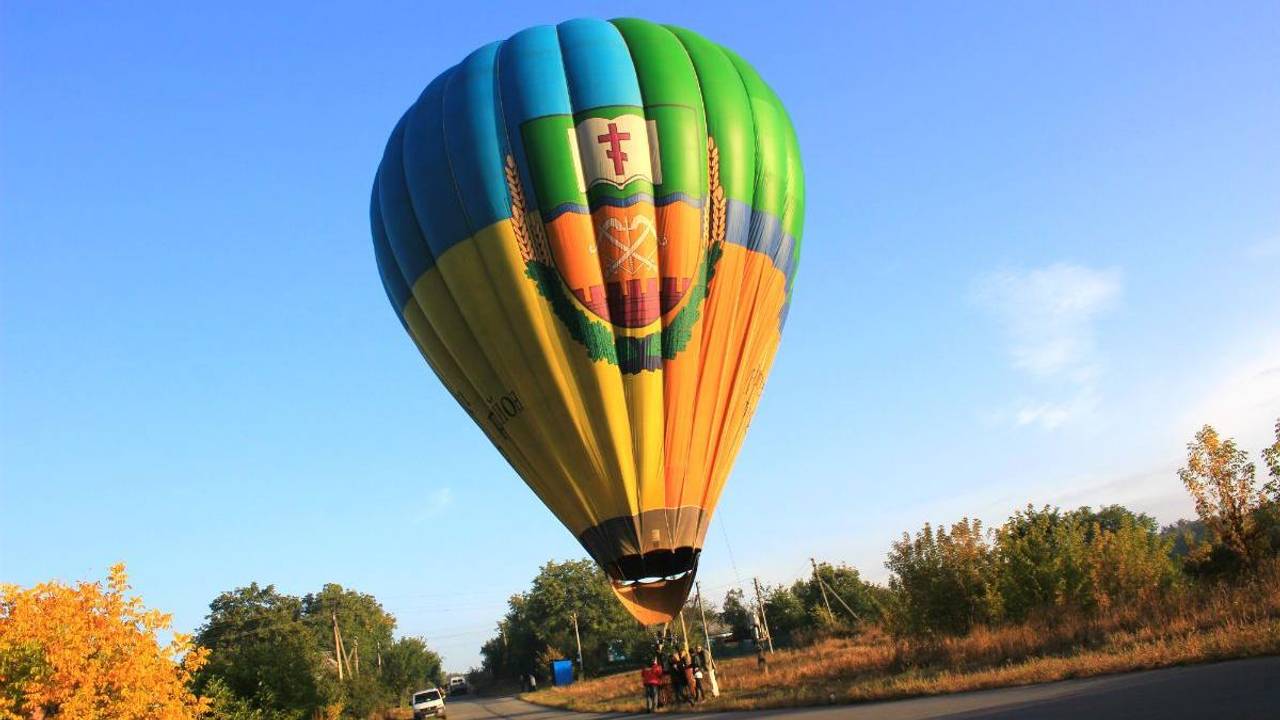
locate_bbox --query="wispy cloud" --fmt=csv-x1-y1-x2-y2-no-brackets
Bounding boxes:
974,263,1122,429
414,487,454,522
1183,337,1280,449
1245,237,1280,259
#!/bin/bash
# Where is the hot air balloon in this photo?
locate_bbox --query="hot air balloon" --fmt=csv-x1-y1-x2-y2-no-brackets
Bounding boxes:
371,18,803,625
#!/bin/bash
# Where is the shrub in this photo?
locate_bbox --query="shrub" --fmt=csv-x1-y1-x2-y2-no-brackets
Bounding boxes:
885,519,1002,636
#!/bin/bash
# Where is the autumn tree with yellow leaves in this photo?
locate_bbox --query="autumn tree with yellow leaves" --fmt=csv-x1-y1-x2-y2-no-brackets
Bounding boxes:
1178,423,1280,571
0,563,208,720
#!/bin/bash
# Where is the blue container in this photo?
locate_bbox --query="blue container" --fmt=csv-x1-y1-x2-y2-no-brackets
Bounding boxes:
551,659,574,686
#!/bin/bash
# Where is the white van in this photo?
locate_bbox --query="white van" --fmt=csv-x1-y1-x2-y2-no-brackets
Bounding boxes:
447,676,468,696
411,688,445,719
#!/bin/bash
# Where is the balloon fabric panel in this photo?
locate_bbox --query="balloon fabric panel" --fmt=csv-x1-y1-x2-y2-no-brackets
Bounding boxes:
371,17,803,624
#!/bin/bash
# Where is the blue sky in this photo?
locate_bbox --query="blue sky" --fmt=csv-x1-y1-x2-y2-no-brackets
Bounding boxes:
2,1,1278,671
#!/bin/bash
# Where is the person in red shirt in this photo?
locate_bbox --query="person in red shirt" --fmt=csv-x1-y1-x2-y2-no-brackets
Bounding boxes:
641,658,664,712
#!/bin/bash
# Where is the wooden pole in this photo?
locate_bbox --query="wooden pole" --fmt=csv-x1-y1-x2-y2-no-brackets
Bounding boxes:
694,582,714,660
570,612,585,678
332,613,345,681
678,609,691,653
811,558,834,619
752,578,774,654
826,581,862,622
694,582,720,697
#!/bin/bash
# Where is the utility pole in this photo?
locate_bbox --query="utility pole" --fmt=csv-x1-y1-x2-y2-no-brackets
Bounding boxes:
570,612,585,678
332,613,345,681
752,578,774,654
811,558,834,619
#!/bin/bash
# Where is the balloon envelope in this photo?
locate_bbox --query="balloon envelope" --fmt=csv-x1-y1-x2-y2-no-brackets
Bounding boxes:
371,18,803,624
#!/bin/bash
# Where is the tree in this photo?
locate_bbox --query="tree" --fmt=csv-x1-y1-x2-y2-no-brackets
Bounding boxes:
1179,424,1269,570
0,563,208,720
763,562,887,643
1161,518,1207,559
381,638,443,706
994,506,1090,620
885,519,1001,636
196,582,438,720
719,588,755,642
195,584,330,720
479,560,647,682
759,585,808,643
1082,512,1177,609
301,584,396,681
1263,418,1280,499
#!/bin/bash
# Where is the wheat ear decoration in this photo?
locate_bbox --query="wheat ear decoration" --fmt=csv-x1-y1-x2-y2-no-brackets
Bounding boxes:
708,136,727,248
505,154,534,263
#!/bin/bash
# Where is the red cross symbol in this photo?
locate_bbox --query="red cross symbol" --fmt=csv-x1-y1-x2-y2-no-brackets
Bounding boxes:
596,122,631,176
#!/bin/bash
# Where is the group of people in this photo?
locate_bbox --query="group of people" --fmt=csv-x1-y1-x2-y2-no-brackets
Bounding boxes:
640,646,713,712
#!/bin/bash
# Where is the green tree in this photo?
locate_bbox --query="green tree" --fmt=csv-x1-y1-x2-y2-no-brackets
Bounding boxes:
995,505,1176,618
760,584,808,643
301,584,396,677
196,584,329,720
1161,518,1207,559
479,560,647,682
803,563,884,625
885,518,1001,636
202,676,288,720
994,506,1090,620
719,588,755,642
382,637,443,706
197,582,441,720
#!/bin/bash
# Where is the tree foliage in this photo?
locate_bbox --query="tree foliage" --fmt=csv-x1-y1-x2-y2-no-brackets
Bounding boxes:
195,582,440,720
883,506,1180,636
995,505,1174,619
381,638,443,707
0,563,208,720
480,560,650,681
719,588,755,642
1263,419,1280,499
885,519,1002,636
1179,423,1278,571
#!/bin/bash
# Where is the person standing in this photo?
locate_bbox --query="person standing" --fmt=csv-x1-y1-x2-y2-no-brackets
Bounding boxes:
680,651,697,705
668,652,688,705
641,658,663,712
690,648,705,702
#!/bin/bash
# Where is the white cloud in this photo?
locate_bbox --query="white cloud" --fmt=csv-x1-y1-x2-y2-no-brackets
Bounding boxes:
1245,237,1280,259
1182,338,1280,450
974,263,1122,429
415,487,454,522
1013,390,1100,430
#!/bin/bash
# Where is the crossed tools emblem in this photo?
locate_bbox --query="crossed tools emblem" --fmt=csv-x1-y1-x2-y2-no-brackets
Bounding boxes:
597,215,659,276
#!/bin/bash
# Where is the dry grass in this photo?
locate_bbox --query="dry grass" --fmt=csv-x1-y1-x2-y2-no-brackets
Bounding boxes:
524,565,1280,712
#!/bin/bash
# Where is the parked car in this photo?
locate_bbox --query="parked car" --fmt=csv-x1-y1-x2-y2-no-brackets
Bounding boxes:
411,688,445,719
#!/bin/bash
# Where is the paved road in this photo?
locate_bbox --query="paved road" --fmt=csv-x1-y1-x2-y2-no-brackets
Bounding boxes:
445,656,1280,720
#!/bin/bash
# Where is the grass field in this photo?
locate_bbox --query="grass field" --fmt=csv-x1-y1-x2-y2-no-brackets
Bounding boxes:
523,564,1280,712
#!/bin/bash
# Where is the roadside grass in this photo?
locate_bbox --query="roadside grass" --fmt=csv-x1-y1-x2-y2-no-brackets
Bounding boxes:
523,564,1280,712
